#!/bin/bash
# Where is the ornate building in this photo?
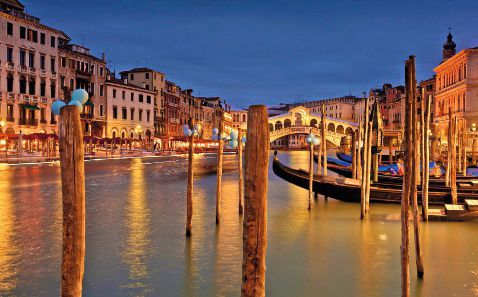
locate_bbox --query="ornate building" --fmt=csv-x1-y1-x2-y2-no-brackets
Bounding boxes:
0,0,68,135
433,32,478,141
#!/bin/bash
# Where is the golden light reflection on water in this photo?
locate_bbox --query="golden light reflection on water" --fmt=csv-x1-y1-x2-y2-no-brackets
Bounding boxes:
0,168,17,292
214,177,242,296
121,159,151,295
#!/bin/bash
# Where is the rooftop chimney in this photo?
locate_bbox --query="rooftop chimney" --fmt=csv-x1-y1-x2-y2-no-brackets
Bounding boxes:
124,78,128,85
101,53,106,61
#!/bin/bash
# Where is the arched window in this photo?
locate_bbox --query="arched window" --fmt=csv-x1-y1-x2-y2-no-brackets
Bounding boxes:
7,74,13,92
242,114,246,122
19,76,27,94
40,80,46,96
29,77,35,95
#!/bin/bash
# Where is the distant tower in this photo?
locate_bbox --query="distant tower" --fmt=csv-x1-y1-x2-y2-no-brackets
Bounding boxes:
442,29,456,61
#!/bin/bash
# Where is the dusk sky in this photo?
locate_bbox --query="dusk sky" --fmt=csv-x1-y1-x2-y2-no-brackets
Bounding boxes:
25,0,478,108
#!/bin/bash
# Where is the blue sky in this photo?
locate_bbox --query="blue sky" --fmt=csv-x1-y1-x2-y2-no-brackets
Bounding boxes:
24,0,478,108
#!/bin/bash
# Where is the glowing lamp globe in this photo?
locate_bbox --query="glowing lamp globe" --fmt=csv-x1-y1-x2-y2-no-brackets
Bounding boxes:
71,89,89,104
68,100,83,111
51,100,66,116
212,128,219,135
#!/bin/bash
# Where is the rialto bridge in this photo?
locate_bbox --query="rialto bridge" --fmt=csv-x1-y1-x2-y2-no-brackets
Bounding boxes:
267,106,359,147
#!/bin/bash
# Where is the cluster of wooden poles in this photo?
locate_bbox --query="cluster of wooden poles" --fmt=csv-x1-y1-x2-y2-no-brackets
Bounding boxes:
58,105,270,297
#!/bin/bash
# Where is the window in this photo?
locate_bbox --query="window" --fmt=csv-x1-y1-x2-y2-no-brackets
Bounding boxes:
40,55,45,70
19,50,26,66
61,57,66,67
122,108,127,120
50,36,56,48
60,76,65,87
139,109,143,121
130,108,135,121
41,108,46,123
40,33,45,44
100,85,104,96
131,93,134,101
40,80,46,96
130,73,134,80
90,83,95,96
50,82,56,97
146,110,150,122
7,22,13,36
146,95,151,104
99,105,104,117
99,66,104,76
19,76,26,93
112,106,118,119
69,79,74,90
122,90,125,100
7,74,13,92
145,73,149,79
6,47,13,63
7,105,14,121
113,89,117,99
51,58,56,72
29,52,35,68
139,94,144,103
145,84,149,90
29,77,35,95
27,29,38,42
20,26,26,39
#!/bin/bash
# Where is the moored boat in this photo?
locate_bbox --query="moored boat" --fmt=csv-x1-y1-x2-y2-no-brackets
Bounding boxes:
272,155,475,205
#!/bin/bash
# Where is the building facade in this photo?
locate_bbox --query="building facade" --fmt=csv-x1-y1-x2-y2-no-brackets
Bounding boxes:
0,0,68,135
433,33,478,141
58,44,107,137
119,67,165,137
105,76,155,139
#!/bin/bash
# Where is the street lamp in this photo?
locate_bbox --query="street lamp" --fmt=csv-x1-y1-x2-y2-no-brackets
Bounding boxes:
0,120,5,133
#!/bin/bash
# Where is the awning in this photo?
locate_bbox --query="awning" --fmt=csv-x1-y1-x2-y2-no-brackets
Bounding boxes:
22,104,40,110
84,100,94,108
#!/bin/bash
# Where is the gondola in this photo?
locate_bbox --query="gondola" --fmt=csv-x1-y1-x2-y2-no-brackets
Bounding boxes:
316,155,478,185
272,155,473,205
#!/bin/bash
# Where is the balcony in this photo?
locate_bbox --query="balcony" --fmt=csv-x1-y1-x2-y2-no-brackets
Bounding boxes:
80,113,94,120
6,62,14,71
31,96,39,103
40,119,47,124
6,116,14,123
20,94,31,102
19,65,28,73
19,118,38,126
40,69,47,77
76,69,93,77
7,93,16,102
40,97,48,104
29,67,36,74
51,72,57,79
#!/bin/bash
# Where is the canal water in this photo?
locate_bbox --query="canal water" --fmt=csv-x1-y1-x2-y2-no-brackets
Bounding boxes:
0,151,477,296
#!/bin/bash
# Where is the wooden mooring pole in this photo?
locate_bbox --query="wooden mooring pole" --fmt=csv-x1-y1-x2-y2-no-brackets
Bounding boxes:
463,123,467,177
365,121,372,213
357,122,362,179
410,57,424,278
308,131,314,210
402,57,413,297
186,118,195,237
360,98,370,219
238,129,244,214
59,105,86,297
241,105,269,297
422,93,431,220
321,104,327,175
216,115,224,224
446,107,453,187
451,117,458,204
472,138,477,165
351,132,356,179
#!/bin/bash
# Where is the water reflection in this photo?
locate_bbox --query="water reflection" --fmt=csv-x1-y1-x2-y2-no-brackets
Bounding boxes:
0,167,17,292
121,159,152,296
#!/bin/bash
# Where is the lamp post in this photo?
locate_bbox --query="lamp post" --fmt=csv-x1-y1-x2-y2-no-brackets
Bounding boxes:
0,120,5,133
